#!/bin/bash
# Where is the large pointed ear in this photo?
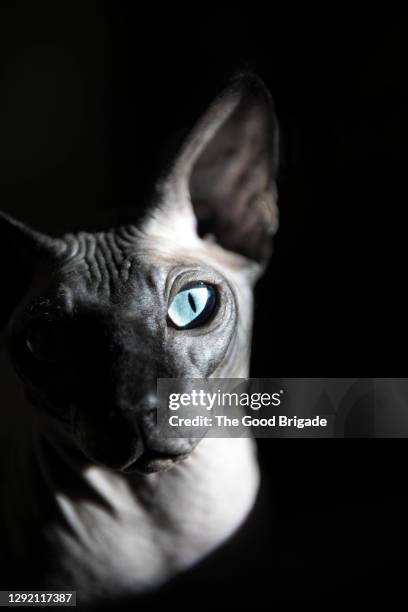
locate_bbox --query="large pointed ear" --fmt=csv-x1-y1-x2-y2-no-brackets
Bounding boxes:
0,210,64,327
162,73,279,264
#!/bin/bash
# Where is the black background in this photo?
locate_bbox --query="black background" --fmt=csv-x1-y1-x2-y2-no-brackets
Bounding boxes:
1,2,408,605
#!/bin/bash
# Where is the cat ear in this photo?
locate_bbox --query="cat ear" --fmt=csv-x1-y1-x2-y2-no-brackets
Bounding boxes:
162,73,279,264
0,210,64,326
0,210,64,256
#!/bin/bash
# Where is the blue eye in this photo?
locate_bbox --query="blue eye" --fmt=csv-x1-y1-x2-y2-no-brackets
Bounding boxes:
168,283,216,329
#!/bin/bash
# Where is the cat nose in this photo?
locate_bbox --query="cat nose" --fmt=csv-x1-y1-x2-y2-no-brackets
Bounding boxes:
118,390,158,420
137,393,198,459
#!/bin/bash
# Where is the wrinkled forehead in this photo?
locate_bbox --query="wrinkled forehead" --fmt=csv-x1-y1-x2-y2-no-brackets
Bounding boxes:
37,227,223,319
50,229,169,308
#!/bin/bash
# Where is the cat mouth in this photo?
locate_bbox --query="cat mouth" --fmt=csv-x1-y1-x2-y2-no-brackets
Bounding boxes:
123,449,191,474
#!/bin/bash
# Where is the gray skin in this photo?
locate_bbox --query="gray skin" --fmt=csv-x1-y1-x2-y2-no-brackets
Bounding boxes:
0,74,279,604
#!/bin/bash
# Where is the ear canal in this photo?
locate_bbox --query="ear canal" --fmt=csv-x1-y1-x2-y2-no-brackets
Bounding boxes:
165,73,279,264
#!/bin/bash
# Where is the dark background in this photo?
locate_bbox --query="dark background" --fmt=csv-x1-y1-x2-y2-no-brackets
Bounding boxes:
1,2,408,605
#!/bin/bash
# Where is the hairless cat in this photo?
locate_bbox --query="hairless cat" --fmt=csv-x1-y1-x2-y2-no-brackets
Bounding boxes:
0,73,279,605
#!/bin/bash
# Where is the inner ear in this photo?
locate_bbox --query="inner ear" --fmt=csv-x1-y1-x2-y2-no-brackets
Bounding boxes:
189,77,279,262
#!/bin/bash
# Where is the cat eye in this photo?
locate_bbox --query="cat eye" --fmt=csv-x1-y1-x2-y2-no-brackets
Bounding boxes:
167,283,216,329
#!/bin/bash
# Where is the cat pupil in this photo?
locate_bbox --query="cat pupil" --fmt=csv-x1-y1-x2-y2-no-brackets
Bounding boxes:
188,292,197,312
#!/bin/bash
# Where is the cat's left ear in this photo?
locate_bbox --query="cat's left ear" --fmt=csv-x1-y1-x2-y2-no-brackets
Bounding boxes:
160,73,279,265
0,210,64,327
